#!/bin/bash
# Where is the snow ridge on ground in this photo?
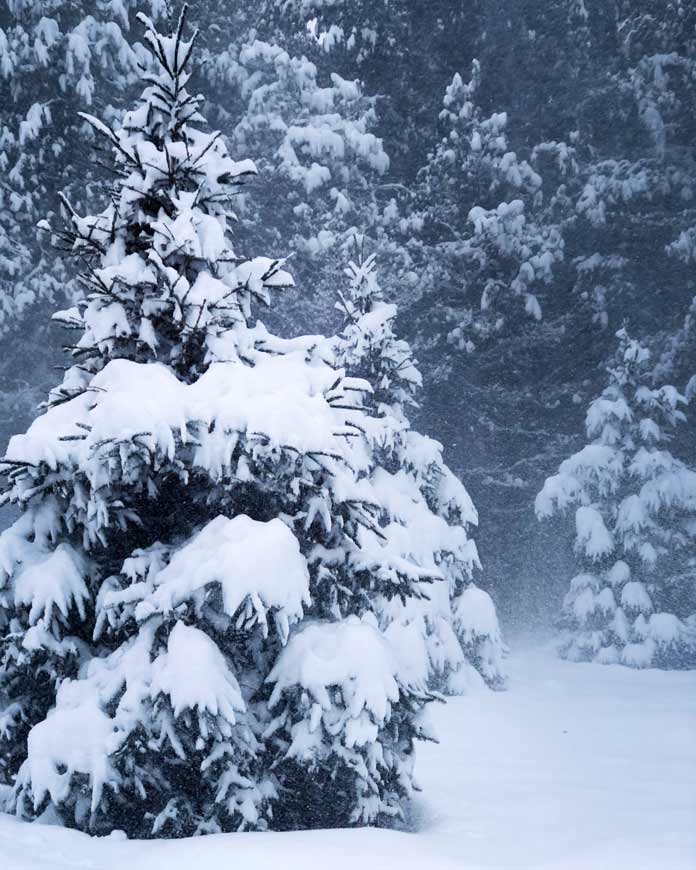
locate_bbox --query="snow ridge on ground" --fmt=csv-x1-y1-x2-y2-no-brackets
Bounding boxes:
1,646,694,870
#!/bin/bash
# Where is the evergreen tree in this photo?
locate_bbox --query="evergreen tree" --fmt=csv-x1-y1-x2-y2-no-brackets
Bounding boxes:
0,0,167,455
271,0,480,176
536,329,696,667
654,296,696,401
201,30,392,333
0,10,442,836
416,61,565,354
333,243,505,690
566,0,696,342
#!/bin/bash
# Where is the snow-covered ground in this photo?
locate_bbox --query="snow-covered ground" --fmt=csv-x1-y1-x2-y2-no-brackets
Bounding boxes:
2,645,694,870
414,647,696,869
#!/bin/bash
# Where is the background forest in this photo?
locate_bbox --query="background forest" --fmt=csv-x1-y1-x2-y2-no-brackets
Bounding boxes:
2,0,695,635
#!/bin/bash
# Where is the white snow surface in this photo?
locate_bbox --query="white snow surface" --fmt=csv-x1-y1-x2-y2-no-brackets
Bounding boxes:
1,644,694,870
141,515,310,640
150,622,244,721
267,616,400,722
7,355,350,474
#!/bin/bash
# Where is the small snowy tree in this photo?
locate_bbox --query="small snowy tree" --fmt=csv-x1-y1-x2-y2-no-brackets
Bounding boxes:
0,10,437,836
536,329,696,667
333,243,506,691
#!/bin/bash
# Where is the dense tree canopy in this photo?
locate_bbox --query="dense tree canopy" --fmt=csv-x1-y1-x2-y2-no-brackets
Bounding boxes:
1,0,694,634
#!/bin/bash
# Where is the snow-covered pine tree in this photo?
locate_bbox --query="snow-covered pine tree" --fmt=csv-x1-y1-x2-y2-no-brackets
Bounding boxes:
416,60,565,354
654,296,696,403
569,0,696,338
536,328,696,668
0,9,436,836
0,0,169,452
200,20,401,334
333,242,505,691
0,0,167,334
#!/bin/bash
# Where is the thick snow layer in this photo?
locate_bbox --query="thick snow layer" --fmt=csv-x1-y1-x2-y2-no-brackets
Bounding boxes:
0,816,458,870
142,515,310,641
13,544,88,626
150,622,244,721
7,354,351,473
452,585,501,640
26,700,117,815
267,616,400,722
1,646,694,869
574,504,614,558
412,647,696,870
